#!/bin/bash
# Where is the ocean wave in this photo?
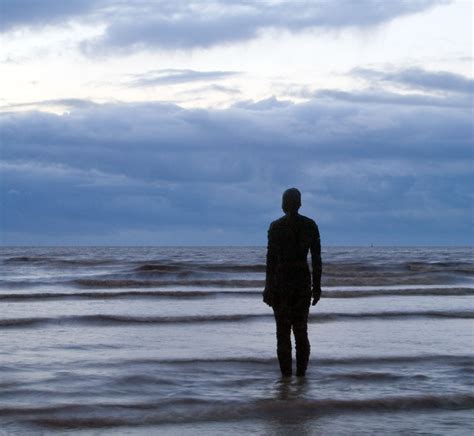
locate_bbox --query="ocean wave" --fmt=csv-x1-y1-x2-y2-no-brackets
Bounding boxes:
308,310,474,321
1,310,472,329
0,279,59,289
73,278,264,288
323,275,461,286
406,261,474,274
134,263,266,273
3,256,266,272
323,261,474,274
134,264,186,273
8,256,472,274
49,276,474,289
112,374,179,387
329,372,427,382
251,393,474,416
71,276,474,290
1,287,473,302
4,269,472,290
115,353,472,367
324,287,474,298
110,368,425,384
10,393,474,429
4,256,113,266
4,256,47,263
0,314,269,328
0,290,219,301
32,354,473,373
108,260,474,278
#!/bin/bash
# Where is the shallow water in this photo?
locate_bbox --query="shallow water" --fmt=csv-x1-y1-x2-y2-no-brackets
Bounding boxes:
0,246,473,434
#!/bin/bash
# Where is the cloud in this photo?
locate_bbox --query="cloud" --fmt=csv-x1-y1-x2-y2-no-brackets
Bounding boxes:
354,67,474,94
1,98,98,111
178,84,242,97
1,82,472,245
232,96,293,110
315,88,472,108
282,67,473,108
0,0,446,52
85,0,445,52
126,69,240,87
0,0,99,33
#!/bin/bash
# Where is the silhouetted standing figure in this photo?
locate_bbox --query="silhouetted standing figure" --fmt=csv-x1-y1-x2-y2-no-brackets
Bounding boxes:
263,188,322,377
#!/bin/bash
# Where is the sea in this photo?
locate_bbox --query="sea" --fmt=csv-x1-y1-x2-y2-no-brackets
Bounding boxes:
0,246,473,435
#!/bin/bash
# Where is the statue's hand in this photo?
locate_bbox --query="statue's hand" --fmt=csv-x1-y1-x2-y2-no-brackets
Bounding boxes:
311,287,321,306
263,288,273,307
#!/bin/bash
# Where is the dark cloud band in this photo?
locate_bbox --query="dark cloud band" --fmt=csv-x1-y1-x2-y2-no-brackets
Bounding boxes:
1,0,445,52
1,80,472,245
354,67,474,95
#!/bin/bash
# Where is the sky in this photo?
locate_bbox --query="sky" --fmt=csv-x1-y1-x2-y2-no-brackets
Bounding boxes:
0,0,472,246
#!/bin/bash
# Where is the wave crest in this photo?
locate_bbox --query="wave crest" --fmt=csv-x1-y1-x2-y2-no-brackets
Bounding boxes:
73,278,264,288
11,393,474,429
1,310,472,329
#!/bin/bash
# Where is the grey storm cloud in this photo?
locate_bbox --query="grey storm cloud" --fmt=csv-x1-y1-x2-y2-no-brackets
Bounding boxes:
1,0,446,51
1,73,472,245
0,0,99,32
126,69,240,87
84,0,446,52
354,67,474,94
315,88,472,108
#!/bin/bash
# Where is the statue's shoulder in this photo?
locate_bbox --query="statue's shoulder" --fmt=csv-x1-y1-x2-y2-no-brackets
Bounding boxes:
298,215,319,231
269,216,287,232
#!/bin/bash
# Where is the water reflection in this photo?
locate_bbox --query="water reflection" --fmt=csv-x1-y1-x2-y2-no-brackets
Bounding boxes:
263,376,317,436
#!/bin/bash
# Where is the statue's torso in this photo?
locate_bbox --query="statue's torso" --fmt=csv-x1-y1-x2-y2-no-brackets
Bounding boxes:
269,214,316,292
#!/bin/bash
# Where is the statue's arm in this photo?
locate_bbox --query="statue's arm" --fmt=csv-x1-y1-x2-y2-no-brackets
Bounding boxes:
263,224,277,307
310,222,322,305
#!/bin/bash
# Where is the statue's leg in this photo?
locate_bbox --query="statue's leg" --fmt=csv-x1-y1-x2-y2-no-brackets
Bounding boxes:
273,308,292,376
292,294,311,377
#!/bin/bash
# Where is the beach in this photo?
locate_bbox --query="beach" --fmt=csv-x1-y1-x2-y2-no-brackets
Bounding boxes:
0,246,473,434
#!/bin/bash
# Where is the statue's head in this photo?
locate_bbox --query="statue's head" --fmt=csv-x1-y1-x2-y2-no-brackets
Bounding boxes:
282,188,301,214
